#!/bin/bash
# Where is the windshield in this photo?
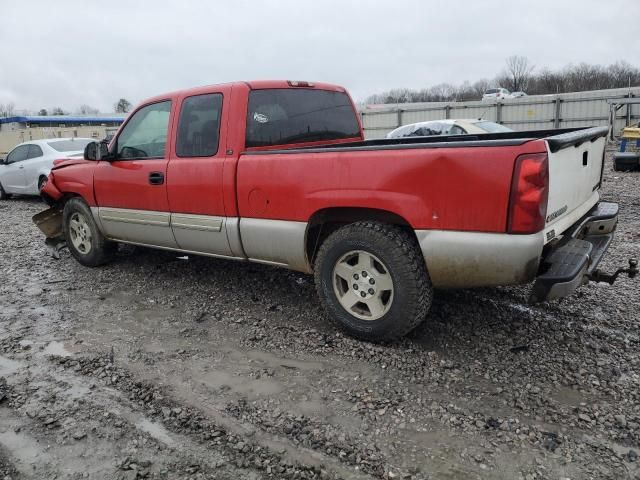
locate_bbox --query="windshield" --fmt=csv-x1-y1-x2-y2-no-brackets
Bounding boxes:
474,121,513,133
47,139,93,152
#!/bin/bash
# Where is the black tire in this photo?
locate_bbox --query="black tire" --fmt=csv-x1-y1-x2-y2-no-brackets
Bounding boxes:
38,176,49,203
63,197,116,267
0,183,11,200
314,221,432,342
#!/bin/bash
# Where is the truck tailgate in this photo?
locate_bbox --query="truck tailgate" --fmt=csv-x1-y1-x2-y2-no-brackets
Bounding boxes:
542,127,608,243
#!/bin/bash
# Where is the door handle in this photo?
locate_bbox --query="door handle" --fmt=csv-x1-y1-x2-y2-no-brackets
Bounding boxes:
148,172,164,185
19,166,24,169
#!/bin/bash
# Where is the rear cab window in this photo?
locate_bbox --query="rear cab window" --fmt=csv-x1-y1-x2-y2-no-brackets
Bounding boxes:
245,88,361,148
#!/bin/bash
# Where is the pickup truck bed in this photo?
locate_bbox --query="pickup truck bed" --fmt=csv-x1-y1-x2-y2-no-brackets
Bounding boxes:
31,80,635,341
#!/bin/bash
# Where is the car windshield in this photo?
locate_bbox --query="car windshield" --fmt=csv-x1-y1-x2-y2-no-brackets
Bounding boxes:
47,139,93,152
474,121,513,133
485,89,500,94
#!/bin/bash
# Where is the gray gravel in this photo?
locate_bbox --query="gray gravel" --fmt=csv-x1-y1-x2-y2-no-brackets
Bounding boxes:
0,148,638,479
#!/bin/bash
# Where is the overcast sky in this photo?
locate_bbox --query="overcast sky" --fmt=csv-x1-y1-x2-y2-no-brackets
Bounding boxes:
1,0,639,113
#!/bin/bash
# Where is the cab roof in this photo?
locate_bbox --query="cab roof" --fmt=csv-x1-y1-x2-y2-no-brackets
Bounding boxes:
141,80,347,105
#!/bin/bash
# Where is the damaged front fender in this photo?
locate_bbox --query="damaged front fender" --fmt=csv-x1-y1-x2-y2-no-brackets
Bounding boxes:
40,174,63,204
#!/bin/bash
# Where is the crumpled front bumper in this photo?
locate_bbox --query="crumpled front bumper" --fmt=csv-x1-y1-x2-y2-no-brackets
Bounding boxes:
529,202,626,302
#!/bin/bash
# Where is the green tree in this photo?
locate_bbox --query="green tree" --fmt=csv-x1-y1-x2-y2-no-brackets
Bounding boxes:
114,98,131,113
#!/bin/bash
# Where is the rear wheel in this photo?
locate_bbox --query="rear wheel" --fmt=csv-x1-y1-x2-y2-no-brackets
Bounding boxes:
38,176,48,203
0,183,10,200
63,197,115,267
314,221,433,341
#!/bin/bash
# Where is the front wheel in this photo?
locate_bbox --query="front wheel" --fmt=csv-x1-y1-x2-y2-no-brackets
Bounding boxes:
314,221,433,342
63,197,115,267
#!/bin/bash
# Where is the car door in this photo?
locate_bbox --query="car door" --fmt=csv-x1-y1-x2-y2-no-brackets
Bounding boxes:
93,99,178,248
1,145,30,192
166,88,237,256
23,144,45,193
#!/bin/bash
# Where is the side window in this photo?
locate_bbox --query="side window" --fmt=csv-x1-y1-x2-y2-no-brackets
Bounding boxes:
28,145,44,159
449,125,466,135
176,93,223,157
6,145,30,164
116,101,171,160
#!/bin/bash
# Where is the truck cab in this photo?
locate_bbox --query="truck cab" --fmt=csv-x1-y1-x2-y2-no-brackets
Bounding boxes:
42,81,363,261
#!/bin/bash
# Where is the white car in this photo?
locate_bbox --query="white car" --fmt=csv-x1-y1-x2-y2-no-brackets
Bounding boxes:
511,91,527,98
482,88,512,101
386,119,513,139
0,138,93,199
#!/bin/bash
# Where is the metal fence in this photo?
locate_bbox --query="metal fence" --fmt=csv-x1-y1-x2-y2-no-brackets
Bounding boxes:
359,87,640,139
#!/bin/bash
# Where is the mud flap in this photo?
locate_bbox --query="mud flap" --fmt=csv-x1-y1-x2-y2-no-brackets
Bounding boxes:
32,206,66,259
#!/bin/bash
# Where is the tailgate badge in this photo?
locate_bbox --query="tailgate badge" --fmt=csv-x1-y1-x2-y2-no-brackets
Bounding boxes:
546,230,556,242
546,205,568,223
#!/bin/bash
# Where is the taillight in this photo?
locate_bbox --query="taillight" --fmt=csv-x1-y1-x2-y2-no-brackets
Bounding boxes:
507,153,549,234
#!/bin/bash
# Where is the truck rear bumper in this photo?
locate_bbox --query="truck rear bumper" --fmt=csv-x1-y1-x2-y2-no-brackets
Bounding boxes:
529,201,619,302
415,230,544,289
415,201,626,296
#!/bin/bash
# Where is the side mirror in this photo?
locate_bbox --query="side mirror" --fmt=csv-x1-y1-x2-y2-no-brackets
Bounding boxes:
83,141,110,161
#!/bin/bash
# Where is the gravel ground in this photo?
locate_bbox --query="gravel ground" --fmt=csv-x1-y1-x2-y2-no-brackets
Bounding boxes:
0,149,638,480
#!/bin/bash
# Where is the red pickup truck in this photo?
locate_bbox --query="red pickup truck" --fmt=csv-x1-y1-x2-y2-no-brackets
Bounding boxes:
34,80,635,341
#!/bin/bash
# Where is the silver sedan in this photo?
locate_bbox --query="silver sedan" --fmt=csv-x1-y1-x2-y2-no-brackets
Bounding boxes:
0,138,93,199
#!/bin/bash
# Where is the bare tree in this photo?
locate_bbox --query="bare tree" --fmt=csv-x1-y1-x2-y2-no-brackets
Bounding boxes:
114,98,132,113
51,107,65,115
364,59,640,105
472,79,491,98
78,104,99,115
38,108,48,116
0,102,15,117
502,56,534,92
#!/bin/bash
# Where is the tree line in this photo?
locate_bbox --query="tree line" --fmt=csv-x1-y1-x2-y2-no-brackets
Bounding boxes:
365,57,640,104
0,98,133,118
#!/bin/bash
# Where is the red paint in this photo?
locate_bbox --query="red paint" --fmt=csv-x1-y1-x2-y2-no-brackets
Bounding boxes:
93,159,171,211
236,142,546,232
46,159,97,205
45,80,549,235
166,85,232,217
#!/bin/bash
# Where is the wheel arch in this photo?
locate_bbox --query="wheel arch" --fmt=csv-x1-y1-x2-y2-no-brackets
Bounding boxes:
37,173,48,190
305,207,418,268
